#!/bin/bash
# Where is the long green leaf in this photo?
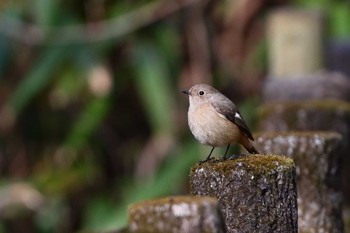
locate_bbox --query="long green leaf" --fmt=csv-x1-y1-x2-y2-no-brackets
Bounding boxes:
64,96,111,150
132,42,175,133
32,0,58,27
0,36,10,78
7,47,67,114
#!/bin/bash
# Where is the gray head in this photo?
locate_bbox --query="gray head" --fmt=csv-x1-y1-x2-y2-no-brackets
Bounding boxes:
182,84,225,105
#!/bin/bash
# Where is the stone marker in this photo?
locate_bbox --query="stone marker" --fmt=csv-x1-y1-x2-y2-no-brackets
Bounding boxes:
254,131,344,233
267,8,324,77
128,195,225,233
189,154,297,233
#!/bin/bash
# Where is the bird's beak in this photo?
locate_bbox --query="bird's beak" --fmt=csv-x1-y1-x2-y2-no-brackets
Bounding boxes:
182,90,189,95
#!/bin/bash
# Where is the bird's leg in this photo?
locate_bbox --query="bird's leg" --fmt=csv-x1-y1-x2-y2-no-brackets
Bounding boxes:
223,144,230,159
202,147,215,162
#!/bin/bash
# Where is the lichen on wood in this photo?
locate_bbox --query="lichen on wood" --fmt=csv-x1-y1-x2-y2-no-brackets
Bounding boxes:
257,99,350,223
190,154,298,233
254,131,344,233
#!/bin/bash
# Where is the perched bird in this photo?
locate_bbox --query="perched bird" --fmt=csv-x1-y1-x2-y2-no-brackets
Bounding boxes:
183,84,258,161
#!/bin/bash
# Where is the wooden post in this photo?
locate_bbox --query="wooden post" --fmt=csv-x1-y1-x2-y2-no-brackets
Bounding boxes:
128,196,225,233
254,131,344,233
189,155,298,233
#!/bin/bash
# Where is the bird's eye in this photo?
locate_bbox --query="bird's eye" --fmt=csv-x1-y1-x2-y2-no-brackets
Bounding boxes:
199,91,205,96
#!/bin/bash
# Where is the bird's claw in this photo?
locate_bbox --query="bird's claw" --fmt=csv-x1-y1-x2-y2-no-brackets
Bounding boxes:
223,153,248,160
199,157,214,164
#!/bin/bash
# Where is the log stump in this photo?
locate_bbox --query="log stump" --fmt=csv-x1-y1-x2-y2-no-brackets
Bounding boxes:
254,131,344,233
128,196,225,233
189,154,297,233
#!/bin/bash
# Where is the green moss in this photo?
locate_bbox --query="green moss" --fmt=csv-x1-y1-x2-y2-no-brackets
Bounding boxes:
192,154,295,176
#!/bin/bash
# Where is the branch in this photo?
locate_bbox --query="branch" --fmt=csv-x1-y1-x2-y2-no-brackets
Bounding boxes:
0,0,205,45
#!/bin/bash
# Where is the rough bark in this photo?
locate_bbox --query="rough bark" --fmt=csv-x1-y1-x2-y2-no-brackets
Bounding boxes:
254,131,344,233
189,155,297,233
257,99,350,206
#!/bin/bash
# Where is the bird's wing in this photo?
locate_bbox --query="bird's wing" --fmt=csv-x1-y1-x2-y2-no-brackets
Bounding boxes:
211,102,255,141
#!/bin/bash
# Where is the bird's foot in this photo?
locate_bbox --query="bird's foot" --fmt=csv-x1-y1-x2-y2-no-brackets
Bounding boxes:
199,157,214,164
223,153,248,160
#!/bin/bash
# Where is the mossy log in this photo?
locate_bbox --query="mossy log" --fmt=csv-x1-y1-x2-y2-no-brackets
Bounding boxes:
254,131,344,233
189,155,297,233
128,196,225,233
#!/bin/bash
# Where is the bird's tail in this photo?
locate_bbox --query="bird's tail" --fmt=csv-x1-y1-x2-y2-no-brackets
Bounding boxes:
240,136,259,154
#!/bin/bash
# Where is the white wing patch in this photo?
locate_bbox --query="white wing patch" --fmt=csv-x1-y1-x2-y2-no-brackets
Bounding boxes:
235,112,242,119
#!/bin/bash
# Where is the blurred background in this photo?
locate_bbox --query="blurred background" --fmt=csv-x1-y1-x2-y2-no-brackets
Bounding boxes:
0,0,350,232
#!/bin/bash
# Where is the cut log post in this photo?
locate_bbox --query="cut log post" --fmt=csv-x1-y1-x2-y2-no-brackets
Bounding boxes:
254,131,344,233
257,99,350,139
257,99,350,205
189,155,297,233
128,196,225,233
264,6,350,231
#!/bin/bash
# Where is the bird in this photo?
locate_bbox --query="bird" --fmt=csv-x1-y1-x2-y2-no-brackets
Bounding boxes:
183,83,258,161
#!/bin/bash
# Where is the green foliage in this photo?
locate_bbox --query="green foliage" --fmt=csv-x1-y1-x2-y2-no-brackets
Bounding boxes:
32,0,58,27
0,37,10,78
34,198,67,233
83,142,201,231
133,42,175,133
7,47,68,114
294,0,350,38
0,0,186,231
64,96,111,150
329,2,350,38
